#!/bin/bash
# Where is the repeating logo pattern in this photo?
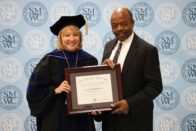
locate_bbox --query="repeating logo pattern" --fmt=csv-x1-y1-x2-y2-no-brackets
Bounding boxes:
181,58,196,83
181,114,196,131
23,1,48,27
135,30,154,45
0,0,22,26
0,29,22,54
160,58,180,83
0,112,22,131
0,85,23,110
24,57,41,79
131,2,154,27
102,2,124,26
77,2,101,27
24,115,37,131
182,30,196,56
49,2,75,23
155,31,180,55
181,86,196,111
182,2,196,27
82,30,102,55
155,113,179,131
0,57,23,82
155,86,179,110
24,30,49,56
103,31,115,46
155,2,181,28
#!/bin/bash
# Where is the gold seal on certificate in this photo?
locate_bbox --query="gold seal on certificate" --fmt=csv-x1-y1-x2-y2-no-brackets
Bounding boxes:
65,64,122,115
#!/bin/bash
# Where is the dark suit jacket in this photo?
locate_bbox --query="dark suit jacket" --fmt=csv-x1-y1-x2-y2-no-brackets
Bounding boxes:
101,33,163,131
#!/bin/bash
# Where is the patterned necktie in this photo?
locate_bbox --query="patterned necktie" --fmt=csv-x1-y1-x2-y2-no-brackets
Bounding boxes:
113,42,122,64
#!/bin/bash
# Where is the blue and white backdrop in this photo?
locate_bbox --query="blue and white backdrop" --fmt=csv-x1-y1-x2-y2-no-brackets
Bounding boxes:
0,0,195,131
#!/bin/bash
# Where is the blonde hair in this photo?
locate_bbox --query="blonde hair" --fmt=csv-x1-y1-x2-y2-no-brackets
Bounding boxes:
56,25,82,50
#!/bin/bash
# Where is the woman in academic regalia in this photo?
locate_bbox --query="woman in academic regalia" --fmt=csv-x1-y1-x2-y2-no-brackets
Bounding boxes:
26,15,98,131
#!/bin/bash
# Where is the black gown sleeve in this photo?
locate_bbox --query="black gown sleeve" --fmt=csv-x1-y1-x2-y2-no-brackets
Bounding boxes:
26,56,57,116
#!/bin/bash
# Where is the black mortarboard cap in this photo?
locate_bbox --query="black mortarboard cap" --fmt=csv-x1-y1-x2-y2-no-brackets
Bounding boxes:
50,14,85,36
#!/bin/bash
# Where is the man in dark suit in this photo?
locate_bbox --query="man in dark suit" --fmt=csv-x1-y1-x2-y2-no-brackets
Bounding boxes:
100,7,163,131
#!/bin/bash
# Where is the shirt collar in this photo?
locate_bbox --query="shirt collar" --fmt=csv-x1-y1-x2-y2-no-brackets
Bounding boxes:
118,32,134,45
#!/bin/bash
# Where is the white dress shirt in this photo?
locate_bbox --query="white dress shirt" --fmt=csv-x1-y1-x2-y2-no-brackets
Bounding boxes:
109,33,134,70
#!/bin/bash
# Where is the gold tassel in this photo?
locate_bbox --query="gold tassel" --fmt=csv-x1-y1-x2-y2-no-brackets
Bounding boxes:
84,17,88,35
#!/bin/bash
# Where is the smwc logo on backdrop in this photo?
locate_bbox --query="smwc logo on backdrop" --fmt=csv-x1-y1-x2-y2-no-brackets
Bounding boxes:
0,57,23,82
24,57,41,79
131,2,154,27
181,86,196,111
103,31,115,46
155,2,180,28
182,2,196,27
155,31,180,55
49,2,75,23
181,58,196,83
102,2,124,26
0,113,22,131
77,2,101,27
82,30,101,55
24,30,49,56
23,1,48,27
0,0,21,26
0,85,23,110
181,114,196,131
155,113,179,131
182,30,196,56
160,58,180,83
0,29,22,54
155,86,179,110
24,115,37,131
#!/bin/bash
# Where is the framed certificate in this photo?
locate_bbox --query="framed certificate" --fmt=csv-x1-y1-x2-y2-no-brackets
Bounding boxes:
65,64,122,115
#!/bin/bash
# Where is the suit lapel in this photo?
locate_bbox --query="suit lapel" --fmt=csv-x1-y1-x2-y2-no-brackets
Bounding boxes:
103,35,139,74
103,39,118,59
122,34,139,74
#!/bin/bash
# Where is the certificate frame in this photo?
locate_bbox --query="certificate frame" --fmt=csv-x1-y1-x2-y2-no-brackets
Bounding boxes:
65,64,122,115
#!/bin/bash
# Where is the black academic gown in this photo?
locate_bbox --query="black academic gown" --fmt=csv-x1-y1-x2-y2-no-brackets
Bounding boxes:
26,49,98,131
